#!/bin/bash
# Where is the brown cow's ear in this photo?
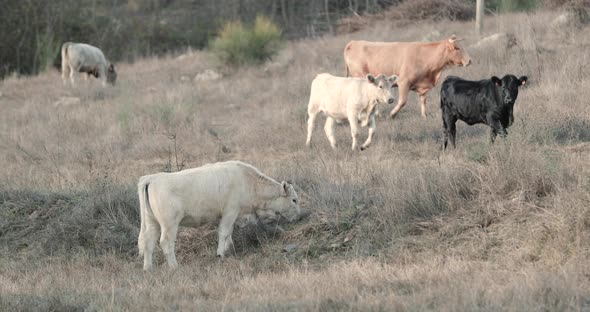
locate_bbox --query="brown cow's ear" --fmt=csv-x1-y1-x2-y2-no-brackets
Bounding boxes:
519,76,528,86
448,35,464,44
491,76,502,86
366,74,376,84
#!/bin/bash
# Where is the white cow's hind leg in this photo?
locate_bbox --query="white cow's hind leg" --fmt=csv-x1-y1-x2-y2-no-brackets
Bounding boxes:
69,65,76,86
143,221,160,271
216,210,239,258
360,115,376,151
62,64,69,86
324,117,337,149
159,224,179,269
306,111,317,147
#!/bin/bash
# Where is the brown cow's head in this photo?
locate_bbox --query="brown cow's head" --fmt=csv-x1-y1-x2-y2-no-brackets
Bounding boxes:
446,35,471,67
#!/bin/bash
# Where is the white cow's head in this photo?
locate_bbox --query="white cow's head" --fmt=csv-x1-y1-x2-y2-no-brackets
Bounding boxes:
107,64,117,85
258,181,300,222
367,74,397,105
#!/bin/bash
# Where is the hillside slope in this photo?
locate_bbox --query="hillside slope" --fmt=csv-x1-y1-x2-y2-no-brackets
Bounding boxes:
1,10,590,311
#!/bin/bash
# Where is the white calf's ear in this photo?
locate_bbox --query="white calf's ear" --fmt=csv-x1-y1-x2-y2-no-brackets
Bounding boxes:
366,74,376,84
108,64,115,72
388,75,397,84
280,181,289,197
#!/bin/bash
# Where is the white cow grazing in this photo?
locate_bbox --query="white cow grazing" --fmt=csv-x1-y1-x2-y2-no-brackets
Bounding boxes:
306,73,397,150
61,42,116,87
137,160,300,270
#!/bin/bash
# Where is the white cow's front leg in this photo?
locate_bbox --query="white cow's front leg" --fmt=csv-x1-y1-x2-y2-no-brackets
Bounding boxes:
306,111,317,147
348,114,360,150
360,115,376,151
324,117,337,149
216,210,239,258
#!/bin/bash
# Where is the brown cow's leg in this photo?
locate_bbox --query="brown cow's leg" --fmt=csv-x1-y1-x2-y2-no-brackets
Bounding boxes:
389,83,409,119
419,93,428,118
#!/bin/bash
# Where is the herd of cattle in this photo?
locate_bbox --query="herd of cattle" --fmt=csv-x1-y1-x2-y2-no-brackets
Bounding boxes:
58,35,527,270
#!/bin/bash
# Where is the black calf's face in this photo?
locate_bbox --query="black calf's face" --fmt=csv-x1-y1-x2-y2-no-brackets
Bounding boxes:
492,75,527,105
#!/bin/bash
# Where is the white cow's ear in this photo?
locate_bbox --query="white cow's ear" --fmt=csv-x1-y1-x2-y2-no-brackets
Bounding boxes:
388,75,398,84
366,74,376,84
280,181,289,197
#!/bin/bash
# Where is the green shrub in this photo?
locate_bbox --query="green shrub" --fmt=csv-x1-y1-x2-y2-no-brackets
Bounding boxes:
210,16,282,66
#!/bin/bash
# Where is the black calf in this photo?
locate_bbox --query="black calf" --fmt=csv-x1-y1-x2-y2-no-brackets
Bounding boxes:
440,74,527,149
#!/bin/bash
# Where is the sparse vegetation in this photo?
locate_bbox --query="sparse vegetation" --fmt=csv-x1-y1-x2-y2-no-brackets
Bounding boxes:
1,8,590,311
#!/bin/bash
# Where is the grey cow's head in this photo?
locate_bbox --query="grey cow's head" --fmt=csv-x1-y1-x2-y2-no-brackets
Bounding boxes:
258,181,300,222
106,64,117,85
491,75,528,125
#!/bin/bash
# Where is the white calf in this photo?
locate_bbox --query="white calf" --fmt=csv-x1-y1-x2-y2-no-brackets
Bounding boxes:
137,161,300,270
306,73,397,150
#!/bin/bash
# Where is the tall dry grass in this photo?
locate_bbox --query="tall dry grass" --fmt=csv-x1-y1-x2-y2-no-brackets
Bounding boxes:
1,10,590,311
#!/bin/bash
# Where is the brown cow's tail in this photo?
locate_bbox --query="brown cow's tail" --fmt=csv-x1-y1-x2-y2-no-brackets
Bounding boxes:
344,41,352,77
137,177,151,256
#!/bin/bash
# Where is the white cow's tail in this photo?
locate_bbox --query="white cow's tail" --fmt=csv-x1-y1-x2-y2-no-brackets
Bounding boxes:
61,42,72,74
137,177,151,256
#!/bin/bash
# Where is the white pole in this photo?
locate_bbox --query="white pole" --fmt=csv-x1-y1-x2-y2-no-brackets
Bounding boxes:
476,0,484,35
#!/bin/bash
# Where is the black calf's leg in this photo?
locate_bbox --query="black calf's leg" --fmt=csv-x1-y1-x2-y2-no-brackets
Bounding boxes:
449,121,457,148
442,112,457,149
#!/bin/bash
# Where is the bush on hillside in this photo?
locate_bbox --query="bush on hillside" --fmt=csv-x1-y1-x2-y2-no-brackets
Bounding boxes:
210,16,282,66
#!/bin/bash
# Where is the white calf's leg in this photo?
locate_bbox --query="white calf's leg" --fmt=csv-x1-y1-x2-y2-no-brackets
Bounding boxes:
159,224,179,269
348,114,360,150
306,112,317,147
216,211,238,258
360,115,376,151
143,221,160,271
324,117,337,149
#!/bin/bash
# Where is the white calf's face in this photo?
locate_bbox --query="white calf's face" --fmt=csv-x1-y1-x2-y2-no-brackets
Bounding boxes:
367,74,397,105
259,182,300,222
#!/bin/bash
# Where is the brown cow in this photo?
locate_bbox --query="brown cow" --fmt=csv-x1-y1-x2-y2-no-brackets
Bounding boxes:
344,35,471,119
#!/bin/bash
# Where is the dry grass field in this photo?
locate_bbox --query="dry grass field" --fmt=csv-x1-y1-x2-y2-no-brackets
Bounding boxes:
1,10,590,311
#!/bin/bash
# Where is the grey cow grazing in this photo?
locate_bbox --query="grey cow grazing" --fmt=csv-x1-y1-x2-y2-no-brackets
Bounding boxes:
61,42,116,87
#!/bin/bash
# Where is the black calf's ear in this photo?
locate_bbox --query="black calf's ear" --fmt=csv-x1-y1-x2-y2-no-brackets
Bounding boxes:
491,76,502,86
366,74,376,84
519,76,527,86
